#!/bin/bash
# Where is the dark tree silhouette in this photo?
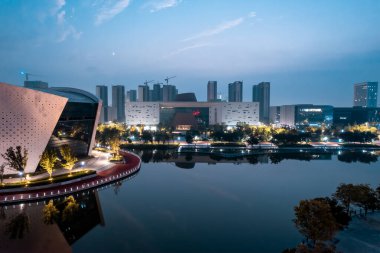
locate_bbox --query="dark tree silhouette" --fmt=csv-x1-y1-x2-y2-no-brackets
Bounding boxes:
1,146,28,179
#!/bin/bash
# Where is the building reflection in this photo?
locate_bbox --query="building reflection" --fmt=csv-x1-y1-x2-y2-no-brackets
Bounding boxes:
127,149,342,168
0,191,104,253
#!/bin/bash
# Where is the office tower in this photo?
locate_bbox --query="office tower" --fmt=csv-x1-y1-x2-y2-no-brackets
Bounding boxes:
138,85,150,102
269,106,281,124
112,85,125,122
252,82,270,124
353,82,378,107
152,83,162,101
96,85,108,122
228,81,243,102
207,81,217,102
24,80,49,89
162,84,177,101
126,89,137,102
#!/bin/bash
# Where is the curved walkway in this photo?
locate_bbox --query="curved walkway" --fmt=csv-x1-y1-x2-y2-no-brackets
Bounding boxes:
0,151,141,204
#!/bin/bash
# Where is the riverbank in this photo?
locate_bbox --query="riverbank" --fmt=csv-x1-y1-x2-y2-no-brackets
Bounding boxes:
336,212,380,253
0,151,141,204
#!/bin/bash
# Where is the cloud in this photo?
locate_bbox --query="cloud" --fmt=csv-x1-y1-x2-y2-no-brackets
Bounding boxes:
182,17,244,42
95,0,131,25
57,10,66,25
167,43,211,57
51,0,66,15
57,26,82,43
145,0,182,13
249,11,256,18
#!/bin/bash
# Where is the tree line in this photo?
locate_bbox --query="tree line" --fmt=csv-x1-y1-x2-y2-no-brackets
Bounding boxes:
286,183,380,253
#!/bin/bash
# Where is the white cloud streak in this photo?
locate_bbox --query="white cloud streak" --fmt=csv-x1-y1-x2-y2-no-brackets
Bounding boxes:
95,0,131,25
147,0,182,13
167,43,211,57
182,17,244,42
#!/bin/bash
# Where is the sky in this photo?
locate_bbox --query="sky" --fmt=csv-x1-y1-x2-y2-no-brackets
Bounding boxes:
0,0,379,106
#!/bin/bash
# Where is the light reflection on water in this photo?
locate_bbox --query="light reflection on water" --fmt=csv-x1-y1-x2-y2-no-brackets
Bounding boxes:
0,151,379,253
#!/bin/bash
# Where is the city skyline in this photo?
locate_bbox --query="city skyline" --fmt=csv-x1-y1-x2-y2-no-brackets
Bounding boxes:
0,0,380,106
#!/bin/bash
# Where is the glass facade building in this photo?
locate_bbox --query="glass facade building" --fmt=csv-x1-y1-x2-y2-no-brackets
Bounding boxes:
353,82,378,108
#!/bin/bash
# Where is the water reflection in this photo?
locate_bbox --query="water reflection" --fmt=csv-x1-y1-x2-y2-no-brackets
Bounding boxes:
0,191,104,252
337,151,378,164
127,149,379,168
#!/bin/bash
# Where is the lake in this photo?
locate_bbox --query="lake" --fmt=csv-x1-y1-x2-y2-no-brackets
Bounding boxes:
0,150,379,253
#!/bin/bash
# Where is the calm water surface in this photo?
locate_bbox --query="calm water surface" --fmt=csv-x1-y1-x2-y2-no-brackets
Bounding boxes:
0,151,379,253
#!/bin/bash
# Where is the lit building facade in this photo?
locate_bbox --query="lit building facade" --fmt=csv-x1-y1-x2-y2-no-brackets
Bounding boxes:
333,107,380,127
353,82,378,108
278,104,333,128
125,102,259,129
0,82,101,175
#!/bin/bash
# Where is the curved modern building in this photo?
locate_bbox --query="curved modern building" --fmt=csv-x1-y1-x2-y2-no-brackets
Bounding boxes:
0,82,101,175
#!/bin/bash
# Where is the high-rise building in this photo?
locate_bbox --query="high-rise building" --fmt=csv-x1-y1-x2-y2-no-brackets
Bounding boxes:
138,85,150,102
24,80,49,89
96,85,108,123
126,89,137,102
112,85,125,122
207,81,217,102
228,81,243,102
152,83,162,101
162,84,177,102
353,82,378,107
269,106,281,124
252,82,270,124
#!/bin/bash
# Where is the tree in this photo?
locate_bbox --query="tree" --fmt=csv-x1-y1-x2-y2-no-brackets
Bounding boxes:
294,199,338,244
333,183,356,214
141,131,153,144
109,136,121,157
39,149,59,179
246,135,260,145
59,145,78,175
1,146,28,178
5,212,30,239
339,131,377,143
0,163,5,185
314,197,350,227
62,196,79,222
351,184,379,216
43,200,60,224
185,132,194,144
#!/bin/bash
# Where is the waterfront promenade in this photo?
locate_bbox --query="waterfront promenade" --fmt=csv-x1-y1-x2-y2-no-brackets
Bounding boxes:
0,151,141,204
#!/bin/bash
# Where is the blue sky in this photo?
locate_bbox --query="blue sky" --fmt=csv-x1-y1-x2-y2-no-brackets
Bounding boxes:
0,0,379,106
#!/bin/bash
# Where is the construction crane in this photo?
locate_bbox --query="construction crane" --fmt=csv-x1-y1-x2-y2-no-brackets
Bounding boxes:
20,71,39,81
164,76,176,85
144,80,154,86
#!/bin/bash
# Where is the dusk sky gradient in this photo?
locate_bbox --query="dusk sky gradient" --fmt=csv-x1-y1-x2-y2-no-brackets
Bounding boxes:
1,0,379,106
